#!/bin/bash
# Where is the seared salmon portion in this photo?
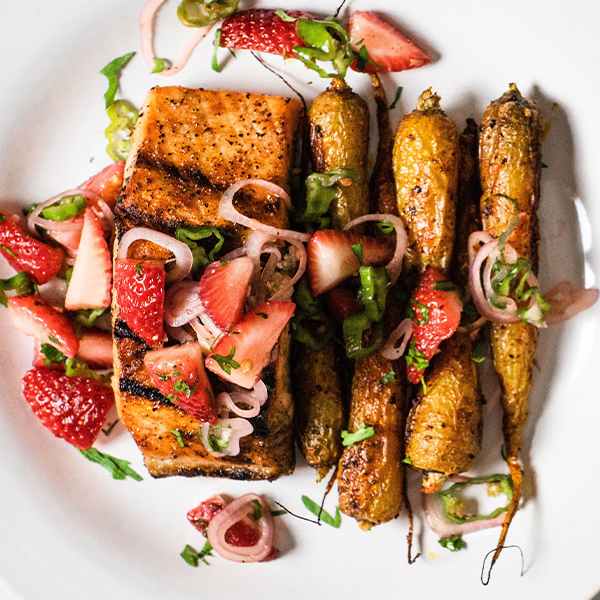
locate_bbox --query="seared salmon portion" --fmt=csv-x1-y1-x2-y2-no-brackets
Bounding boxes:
113,86,303,479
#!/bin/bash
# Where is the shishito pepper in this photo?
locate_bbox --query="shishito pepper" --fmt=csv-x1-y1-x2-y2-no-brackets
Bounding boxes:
41,194,86,222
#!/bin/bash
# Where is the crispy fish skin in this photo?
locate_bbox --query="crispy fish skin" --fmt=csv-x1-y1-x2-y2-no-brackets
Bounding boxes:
113,86,303,479
293,344,345,482
393,89,459,274
404,119,484,493
337,351,406,530
479,84,542,565
308,77,369,228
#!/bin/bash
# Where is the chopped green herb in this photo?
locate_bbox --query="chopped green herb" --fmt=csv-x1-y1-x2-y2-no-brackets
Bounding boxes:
47,335,61,346
212,29,222,72
439,534,465,552
181,541,213,566
251,499,262,521
156,365,184,381
379,370,396,385
100,52,135,109
541,162,549,169
135,262,143,277
78,448,143,481
0,271,35,307
389,86,404,109
211,346,240,375
256,312,269,319
410,299,429,324
151,58,166,73
377,220,395,235
170,429,185,447
405,341,429,371
402,456,413,465
174,379,196,398
341,422,375,447
351,240,364,265
73,307,109,328
433,280,457,292
301,495,341,528
472,337,486,363
420,376,427,396
1,245,16,258
102,420,119,436
291,278,334,350
270,509,287,517
175,226,226,272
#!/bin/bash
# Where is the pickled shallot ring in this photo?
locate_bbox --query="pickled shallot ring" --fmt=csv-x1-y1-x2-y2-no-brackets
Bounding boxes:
381,317,414,360
207,493,274,563
216,391,261,419
219,180,311,243
140,0,215,76
422,475,510,537
269,238,307,301
164,280,203,327
200,418,253,458
117,227,193,283
343,214,407,284
28,188,104,233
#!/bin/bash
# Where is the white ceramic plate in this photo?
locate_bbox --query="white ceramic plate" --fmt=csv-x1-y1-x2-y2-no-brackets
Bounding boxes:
1,1,598,599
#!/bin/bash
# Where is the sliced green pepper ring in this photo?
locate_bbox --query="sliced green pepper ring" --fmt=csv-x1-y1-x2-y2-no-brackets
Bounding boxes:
177,0,239,28
41,194,86,222
439,474,514,525
105,99,139,162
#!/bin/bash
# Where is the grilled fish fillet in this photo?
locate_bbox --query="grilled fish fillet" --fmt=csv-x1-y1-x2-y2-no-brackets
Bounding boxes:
112,86,303,479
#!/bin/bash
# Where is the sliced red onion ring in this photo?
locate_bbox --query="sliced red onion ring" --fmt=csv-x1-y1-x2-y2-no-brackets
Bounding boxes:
216,392,261,419
140,0,215,77
200,418,253,458
544,281,599,325
189,318,217,354
28,188,104,234
381,318,414,360
164,280,203,327
92,198,115,233
117,227,193,283
456,315,488,334
164,324,194,343
196,300,223,338
219,180,310,243
422,476,506,537
343,214,407,284
207,493,274,563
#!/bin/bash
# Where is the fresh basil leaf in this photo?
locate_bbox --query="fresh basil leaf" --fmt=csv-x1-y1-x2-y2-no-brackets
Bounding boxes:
341,422,375,447
79,448,143,481
389,86,404,109
151,58,166,74
100,52,135,109
439,534,465,552
301,495,341,528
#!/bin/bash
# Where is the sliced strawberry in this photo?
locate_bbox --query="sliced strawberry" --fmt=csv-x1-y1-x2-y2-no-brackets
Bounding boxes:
306,229,392,296
206,301,295,389
323,284,360,323
188,495,227,534
22,367,114,450
79,161,125,210
8,295,79,358
46,220,84,258
199,256,254,331
220,9,313,56
407,267,462,384
348,11,431,74
0,212,64,284
64,209,112,311
114,258,165,348
77,329,114,369
144,342,216,423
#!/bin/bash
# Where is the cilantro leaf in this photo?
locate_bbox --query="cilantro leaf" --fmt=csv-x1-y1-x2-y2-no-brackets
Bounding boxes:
151,58,166,74
170,429,185,447
438,534,465,552
389,86,403,109
301,495,341,528
379,370,396,385
341,422,375,447
78,448,143,481
181,540,213,566
100,52,135,109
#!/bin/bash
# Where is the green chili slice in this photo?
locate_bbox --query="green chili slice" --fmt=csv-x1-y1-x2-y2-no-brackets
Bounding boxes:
178,0,239,28
105,99,139,162
0,272,35,307
41,194,86,222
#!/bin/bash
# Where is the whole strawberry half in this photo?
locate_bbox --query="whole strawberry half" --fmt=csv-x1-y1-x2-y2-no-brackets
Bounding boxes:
22,367,114,450
0,212,64,284
407,266,462,384
220,9,314,56
144,342,216,423
199,256,254,331
114,258,166,348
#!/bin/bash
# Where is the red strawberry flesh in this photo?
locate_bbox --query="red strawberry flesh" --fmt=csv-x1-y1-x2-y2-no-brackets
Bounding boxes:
206,301,295,389
114,258,165,348
80,161,125,210
8,295,79,358
220,9,313,56
407,266,462,384
0,212,64,284
22,367,114,450
349,11,431,74
199,256,254,331
144,342,216,423
77,329,114,369
306,229,393,296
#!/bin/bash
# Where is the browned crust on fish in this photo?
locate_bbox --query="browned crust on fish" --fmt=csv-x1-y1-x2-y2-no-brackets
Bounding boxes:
112,86,302,479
